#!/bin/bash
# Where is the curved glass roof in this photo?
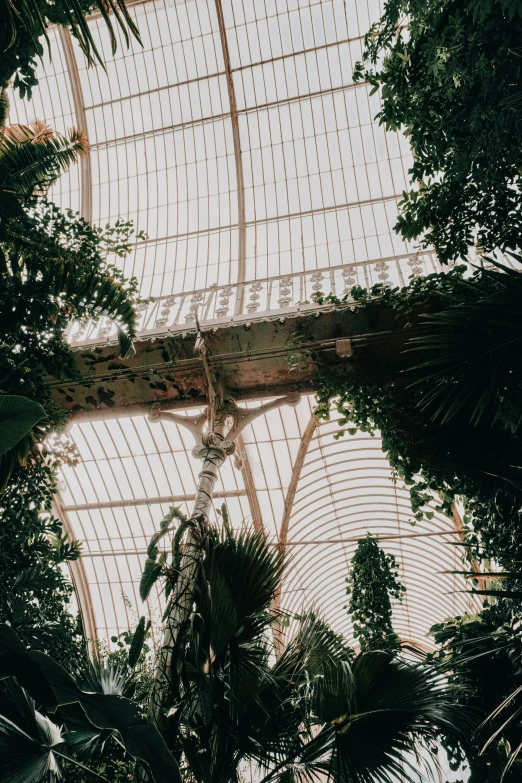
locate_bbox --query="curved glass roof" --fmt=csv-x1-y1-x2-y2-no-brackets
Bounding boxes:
11,0,478,649
12,0,414,298
55,397,475,649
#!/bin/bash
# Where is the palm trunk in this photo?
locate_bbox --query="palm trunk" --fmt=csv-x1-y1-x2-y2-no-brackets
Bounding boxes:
148,420,232,731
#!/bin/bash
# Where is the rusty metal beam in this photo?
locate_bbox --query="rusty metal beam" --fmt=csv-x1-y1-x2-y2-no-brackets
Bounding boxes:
51,305,414,418
278,414,318,550
273,413,317,654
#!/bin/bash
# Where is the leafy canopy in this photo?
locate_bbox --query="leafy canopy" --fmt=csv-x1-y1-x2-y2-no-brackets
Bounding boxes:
140,514,464,783
0,395,45,456
429,600,522,781
0,624,180,783
355,0,522,261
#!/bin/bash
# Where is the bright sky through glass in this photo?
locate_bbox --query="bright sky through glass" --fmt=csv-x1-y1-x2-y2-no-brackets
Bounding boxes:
11,0,475,647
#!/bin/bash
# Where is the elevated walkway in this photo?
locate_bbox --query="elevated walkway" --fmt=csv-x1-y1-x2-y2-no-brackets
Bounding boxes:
51,254,437,416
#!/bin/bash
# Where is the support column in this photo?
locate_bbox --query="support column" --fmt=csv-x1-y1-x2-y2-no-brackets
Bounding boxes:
146,330,300,731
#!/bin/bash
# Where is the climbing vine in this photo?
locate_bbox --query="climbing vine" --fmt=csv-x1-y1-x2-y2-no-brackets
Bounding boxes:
346,534,405,652
314,266,522,570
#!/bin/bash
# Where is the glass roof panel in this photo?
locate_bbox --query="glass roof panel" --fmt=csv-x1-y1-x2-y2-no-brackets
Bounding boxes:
8,0,478,652
61,410,254,639
9,27,81,212
11,0,414,296
58,397,475,647
239,395,312,536
280,414,477,648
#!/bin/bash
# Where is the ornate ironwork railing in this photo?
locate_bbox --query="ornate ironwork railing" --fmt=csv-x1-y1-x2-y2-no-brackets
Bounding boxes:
68,251,442,346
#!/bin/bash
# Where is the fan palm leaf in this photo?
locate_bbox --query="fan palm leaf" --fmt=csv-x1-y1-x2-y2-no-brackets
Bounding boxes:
405,255,522,431
0,123,89,202
0,623,182,783
0,678,111,783
261,651,464,783
153,518,463,783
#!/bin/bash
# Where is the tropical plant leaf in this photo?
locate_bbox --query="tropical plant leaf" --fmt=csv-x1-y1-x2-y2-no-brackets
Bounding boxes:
128,616,148,669
0,624,181,783
0,678,111,783
147,506,187,556
139,559,163,602
0,124,88,204
117,327,135,359
1,0,142,76
0,710,63,783
12,566,54,594
0,395,45,456
405,263,522,431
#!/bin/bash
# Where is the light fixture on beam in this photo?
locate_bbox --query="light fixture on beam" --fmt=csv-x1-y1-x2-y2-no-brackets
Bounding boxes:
335,338,353,358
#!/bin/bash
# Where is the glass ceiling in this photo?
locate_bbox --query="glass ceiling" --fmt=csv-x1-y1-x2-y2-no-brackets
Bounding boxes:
11,0,476,649
56,397,474,648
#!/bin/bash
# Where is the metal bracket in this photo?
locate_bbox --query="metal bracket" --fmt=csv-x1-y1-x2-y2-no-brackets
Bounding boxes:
148,327,301,462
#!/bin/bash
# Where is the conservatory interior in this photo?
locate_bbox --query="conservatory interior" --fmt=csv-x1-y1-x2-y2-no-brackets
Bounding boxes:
1,0,522,781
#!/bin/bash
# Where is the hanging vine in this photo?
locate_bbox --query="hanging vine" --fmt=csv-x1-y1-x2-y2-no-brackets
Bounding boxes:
346,534,405,652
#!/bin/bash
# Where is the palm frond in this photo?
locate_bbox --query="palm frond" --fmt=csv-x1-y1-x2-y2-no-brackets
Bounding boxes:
0,126,88,201
405,261,522,430
0,678,111,783
0,623,182,783
298,652,465,783
2,0,142,72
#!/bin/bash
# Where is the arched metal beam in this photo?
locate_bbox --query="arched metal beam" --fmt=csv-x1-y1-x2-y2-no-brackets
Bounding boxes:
55,28,96,647
214,0,246,310
278,414,318,549
273,412,317,654
53,499,97,644
59,27,93,222
235,433,264,533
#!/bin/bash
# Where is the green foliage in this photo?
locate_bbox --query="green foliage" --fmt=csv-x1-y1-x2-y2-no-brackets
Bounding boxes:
0,98,89,224
62,643,155,783
429,601,522,781
346,535,405,652
0,106,142,709
314,267,522,570
140,506,188,601
0,624,180,783
0,456,86,661
0,196,142,485
127,616,150,669
0,0,141,99
354,0,522,261
0,678,110,783
0,395,45,456
144,516,463,783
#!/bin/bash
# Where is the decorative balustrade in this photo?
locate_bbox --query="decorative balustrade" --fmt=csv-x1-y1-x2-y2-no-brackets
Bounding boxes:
67,251,443,346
